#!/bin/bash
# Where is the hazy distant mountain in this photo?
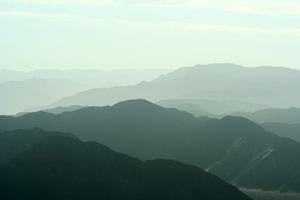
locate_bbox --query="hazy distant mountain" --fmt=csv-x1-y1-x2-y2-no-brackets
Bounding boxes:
15,105,88,117
262,123,300,142
232,107,300,124
0,69,26,83
152,63,300,108
0,79,86,115
0,68,170,88
157,100,215,117
0,129,250,200
44,63,300,110
1,99,300,192
42,105,88,114
157,99,268,116
232,107,300,141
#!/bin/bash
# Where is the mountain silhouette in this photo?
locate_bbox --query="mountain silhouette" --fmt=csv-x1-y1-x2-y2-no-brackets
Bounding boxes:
262,122,300,142
0,129,251,200
180,116,300,192
0,99,200,161
157,99,267,116
0,129,75,166
0,78,86,115
231,107,300,142
40,64,300,110
15,105,88,117
0,99,300,192
0,68,170,88
232,107,300,124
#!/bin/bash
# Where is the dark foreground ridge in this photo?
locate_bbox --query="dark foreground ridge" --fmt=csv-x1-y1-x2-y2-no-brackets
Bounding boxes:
0,129,251,200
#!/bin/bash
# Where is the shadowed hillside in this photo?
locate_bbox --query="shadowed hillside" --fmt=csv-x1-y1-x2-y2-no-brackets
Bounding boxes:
0,129,251,200
0,129,75,166
180,117,300,192
0,99,300,192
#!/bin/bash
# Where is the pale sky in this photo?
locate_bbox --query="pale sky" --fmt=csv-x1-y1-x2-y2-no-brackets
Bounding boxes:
1,0,300,70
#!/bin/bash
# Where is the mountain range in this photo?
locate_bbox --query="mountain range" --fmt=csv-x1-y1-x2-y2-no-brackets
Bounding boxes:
157,99,268,116
232,107,300,124
0,129,75,166
0,79,86,115
229,107,300,142
0,68,170,88
0,129,250,200
262,123,300,143
38,63,300,111
1,99,300,192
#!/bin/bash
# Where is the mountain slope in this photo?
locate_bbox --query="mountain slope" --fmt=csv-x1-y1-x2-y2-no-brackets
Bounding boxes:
15,105,88,117
46,64,300,109
233,107,300,124
0,68,170,88
0,79,86,115
180,117,300,192
0,99,200,160
157,99,268,116
0,131,251,200
262,123,300,142
0,100,300,192
0,129,75,166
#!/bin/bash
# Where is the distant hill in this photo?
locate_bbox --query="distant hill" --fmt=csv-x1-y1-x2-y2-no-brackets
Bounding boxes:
232,107,300,124
157,100,216,117
0,129,250,200
42,105,88,114
0,79,86,115
43,63,300,110
0,69,26,83
157,99,268,116
0,68,170,88
1,99,300,192
16,105,88,117
232,107,300,141
262,123,300,142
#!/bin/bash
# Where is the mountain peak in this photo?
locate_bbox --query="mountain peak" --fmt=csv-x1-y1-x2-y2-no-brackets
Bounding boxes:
199,116,269,138
221,116,264,130
113,99,159,109
196,63,245,69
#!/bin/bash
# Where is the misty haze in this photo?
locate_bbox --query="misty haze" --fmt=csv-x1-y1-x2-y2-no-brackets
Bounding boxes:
1,0,300,200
